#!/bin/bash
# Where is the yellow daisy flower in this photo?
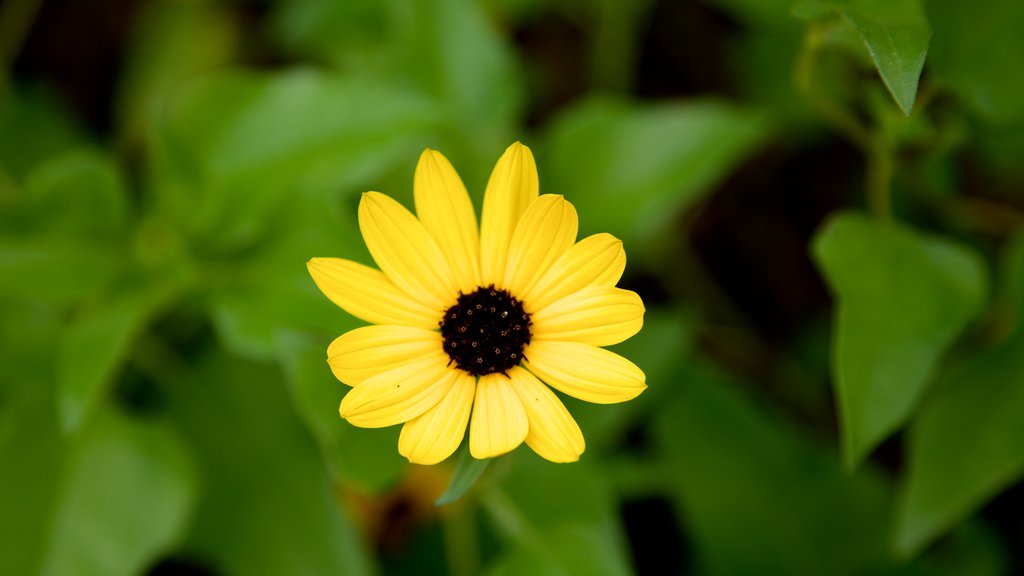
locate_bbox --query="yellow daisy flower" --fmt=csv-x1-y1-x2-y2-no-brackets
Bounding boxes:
307,142,646,465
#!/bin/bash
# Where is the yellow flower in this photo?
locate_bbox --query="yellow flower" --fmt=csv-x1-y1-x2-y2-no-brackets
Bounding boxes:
307,142,646,465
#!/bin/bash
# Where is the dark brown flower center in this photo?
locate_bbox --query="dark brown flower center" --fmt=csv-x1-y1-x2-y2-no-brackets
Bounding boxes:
439,285,532,377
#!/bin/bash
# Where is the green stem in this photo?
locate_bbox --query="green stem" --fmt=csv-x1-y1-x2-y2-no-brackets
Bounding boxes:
442,504,480,576
866,136,894,221
0,0,44,94
795,21,871,150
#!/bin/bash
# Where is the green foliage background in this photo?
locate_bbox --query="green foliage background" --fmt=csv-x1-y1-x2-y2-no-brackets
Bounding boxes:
1,0,1023,574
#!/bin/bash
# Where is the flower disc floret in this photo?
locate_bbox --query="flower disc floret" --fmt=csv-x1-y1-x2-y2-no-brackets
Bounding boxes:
440,285,532,376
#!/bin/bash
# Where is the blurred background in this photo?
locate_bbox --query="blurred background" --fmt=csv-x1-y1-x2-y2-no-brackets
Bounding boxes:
2,0,1023,574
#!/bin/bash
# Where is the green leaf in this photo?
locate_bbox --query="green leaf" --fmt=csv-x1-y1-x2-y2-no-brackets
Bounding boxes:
543,98,769,245
206,191,366,360
166,350,373,576
435,446,490,506
23,148,128,238
390,0,524,182
895,233,1024,555
38,408,197,576
812,212,986,469
0,239,117,306
654,359,1004,575
114,0,237,146
796,0,931,116
0,364,197,576
925,0,1024,123
0,85,86,183
275,331,406,493
483,455,632,576
57,279,178,432
154,68,438,250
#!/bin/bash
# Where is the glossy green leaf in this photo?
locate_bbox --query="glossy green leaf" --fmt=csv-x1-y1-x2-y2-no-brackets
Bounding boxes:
655,359,1004,575
39,408,197,576
797,0,931,116
154,69,438,250
813,212,986,469
276,331,406,493
435,446,490,506
895,233,1024,555
57,279,178,432
544,98,769,244
166,351,373,576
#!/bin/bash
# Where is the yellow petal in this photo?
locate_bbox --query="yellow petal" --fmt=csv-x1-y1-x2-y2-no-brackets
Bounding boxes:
469,373,528,459
307,258,439,328
339,354,455,428
519,233,626,313
328,326,442,386
399,372,475,465
503,195,578,297
414,149,481,293
479,142,539,285
524,341,646,404
531,286,644,347
359,192,459,311
508,366,584,463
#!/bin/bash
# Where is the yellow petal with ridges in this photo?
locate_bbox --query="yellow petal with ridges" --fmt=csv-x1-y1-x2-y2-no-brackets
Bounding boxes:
480,142,539,285
469,373,528,459
307,258,439,328
414,149,481,293
508,366,584,463
531,286,644,347
399,372,476,465
328,326,442,386
339,354,455,428
359,192,459,311
524,341,646,404
503,195,578,297
519,233,626,313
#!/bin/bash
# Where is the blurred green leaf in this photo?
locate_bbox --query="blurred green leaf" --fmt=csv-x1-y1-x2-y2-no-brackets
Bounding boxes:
796,0,930,116
0,239,117,305
0,367,65,576
813,212,986,469
269,0,387,72
167,350,373,576
896,330,1024,556
484,455,632,576
566,308,694,451
276,331,406,493
895,232,1024,555
435,446,489,506
0,85,86,183
38,408,196,576
207,189,365,360
115,0,237,147
57,278,178,432
544,98,769,245
391,0,524,181
154,68,438,250
655,359,1003,575
23,148,127,238
926,0,1024,124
